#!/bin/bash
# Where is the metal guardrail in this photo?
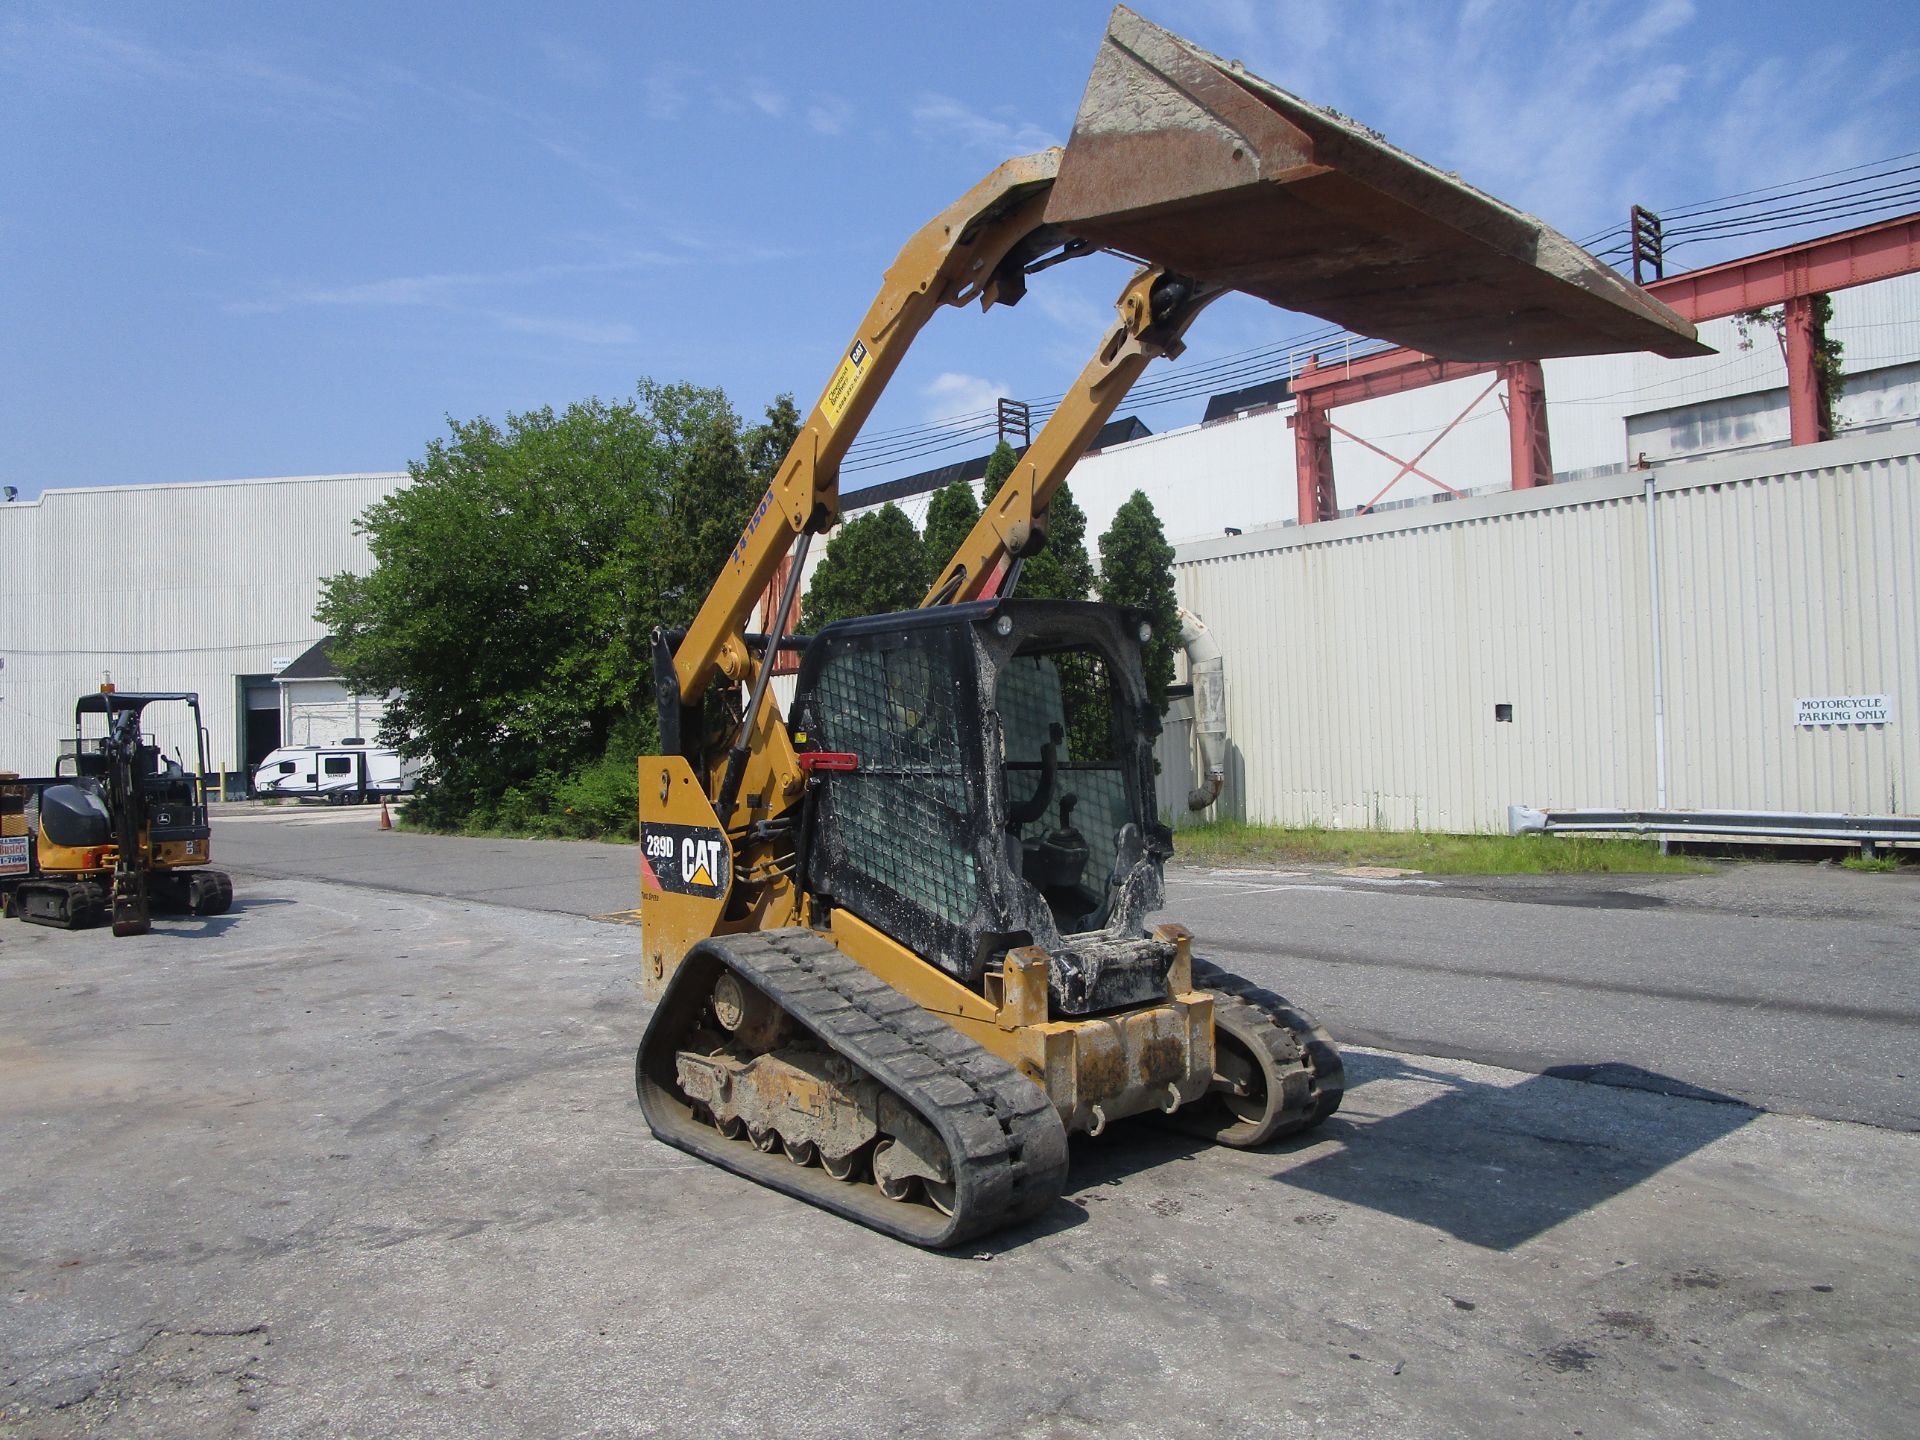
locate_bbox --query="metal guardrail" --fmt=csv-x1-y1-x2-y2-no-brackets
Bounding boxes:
1509,805,1919,845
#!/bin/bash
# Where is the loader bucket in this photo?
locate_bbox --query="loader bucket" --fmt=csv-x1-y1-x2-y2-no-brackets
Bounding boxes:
1049,5,1709,362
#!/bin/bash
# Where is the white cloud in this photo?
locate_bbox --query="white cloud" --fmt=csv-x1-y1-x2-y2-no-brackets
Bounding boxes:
533,36,609,90
747,81,787,119
0,13,372,123
1153,0,1913,263
923,372,1011,424
912,94,1058,157
487,311,639,346
807,95,853,136
224,251,687,317
643,66,693,122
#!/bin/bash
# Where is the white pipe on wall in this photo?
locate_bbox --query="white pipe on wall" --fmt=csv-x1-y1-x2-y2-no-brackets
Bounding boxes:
1178,605,1227,810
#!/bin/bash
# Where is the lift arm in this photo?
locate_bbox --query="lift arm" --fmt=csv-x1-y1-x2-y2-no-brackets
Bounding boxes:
669,151,1067,710
921,266,1220,607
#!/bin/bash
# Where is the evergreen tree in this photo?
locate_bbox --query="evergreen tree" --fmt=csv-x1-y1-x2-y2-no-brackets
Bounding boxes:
980,439,1018,501
800,503,927,630
921,475,983,591
1098,490,1181,709
976,438,1094,602
1019,482,1097,602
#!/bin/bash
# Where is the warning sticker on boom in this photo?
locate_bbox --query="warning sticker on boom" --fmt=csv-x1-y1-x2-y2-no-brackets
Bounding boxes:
819,340,871,427
640,821,731,898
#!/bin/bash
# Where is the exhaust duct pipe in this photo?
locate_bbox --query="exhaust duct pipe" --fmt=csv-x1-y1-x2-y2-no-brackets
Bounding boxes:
1179,606,1226,810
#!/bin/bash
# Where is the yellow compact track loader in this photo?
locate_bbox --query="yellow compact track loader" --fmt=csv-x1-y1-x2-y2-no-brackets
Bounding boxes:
634,6,1705,1246
12,689,233,936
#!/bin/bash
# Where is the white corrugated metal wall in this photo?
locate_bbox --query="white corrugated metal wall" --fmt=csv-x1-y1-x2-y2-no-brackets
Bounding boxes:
0,473,407,774
1157,429,1918,831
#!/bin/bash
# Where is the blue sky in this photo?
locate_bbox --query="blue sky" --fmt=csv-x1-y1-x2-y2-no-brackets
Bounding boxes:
2,0,1914,498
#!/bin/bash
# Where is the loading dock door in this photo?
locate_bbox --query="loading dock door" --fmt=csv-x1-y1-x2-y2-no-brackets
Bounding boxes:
241,677,282,775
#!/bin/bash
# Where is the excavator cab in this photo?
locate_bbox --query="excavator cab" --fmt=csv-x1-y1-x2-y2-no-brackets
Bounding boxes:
792,598,1173,1017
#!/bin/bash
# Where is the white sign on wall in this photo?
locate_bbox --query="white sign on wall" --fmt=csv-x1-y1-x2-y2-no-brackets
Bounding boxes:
1795,694,1892,727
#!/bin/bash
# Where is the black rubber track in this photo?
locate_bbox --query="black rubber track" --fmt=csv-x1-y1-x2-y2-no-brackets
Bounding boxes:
1164,955,1345,1146
13,880,108,930
188,870,234,916
637,927,1070,1249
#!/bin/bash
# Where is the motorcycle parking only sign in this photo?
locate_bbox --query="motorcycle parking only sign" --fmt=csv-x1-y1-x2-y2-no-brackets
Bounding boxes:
1795,694,1892,727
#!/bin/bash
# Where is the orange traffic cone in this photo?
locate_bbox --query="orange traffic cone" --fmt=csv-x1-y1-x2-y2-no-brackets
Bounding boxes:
379,800,393,830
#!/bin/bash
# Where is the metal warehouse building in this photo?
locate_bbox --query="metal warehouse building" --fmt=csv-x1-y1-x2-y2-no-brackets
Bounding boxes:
0,472,405,784
1153,428,1918,832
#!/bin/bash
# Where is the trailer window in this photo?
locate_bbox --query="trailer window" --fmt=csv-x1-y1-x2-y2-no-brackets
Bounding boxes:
323,757,353,775
277,761,296,774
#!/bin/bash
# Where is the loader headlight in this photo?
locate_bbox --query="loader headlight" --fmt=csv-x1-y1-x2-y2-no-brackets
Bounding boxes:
994,615,1013,637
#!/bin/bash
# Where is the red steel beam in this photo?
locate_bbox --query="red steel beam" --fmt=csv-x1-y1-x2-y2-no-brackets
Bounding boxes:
1290,348,1496,402
1646,210,1920,322
1290,387,1336,524
1327,420,1456,496
1505,360,1552,488
1352,374,1499,515
1783,294,1825,445
1279,212,1920,520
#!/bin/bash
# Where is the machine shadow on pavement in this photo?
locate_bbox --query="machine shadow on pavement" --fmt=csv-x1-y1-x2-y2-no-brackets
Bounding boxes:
1278,1052,1758,1250
142,894,296,941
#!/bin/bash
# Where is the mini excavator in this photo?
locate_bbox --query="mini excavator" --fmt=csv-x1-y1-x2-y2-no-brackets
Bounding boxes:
12,690,233,935
635,6,1706,1246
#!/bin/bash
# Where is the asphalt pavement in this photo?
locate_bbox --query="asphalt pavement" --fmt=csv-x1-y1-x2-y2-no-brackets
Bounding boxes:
3,867,1915,1438
209,802,1920,1130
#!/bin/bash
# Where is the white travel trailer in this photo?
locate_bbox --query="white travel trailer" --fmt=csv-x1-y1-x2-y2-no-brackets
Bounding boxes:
251,740,416,803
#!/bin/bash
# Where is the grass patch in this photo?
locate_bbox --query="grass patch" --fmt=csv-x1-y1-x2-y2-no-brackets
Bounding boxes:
1169,820,1710,876
1840,852,1905,873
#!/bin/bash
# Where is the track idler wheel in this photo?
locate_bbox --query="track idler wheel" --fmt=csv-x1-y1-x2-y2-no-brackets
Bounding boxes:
1169,959,1345,1149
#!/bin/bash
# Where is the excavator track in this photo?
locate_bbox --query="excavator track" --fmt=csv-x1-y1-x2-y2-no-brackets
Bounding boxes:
637,927,1070,1249
14,880,109,930
1167,956,1345,1148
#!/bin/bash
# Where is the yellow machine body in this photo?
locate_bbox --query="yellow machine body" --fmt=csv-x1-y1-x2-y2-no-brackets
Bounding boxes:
632,6,1703,1247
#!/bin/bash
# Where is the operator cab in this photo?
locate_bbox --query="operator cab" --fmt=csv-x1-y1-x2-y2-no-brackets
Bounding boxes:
51,692,212,845
792,598,1173,1016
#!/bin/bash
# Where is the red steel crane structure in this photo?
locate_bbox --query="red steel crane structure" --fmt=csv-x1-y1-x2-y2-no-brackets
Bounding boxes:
1289,210,1920,523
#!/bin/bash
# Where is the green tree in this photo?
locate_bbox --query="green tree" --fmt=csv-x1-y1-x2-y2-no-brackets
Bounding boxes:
977,439,1094,601
980,439,1018,502
921,475,982,591
745,393,801,484
1018,481,1097,602
1098,490,1181,709
316,380,769,831
800,503,927,630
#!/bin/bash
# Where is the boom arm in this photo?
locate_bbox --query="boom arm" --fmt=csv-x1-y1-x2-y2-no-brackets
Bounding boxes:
670,151,1065,710
921,266,1219,607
